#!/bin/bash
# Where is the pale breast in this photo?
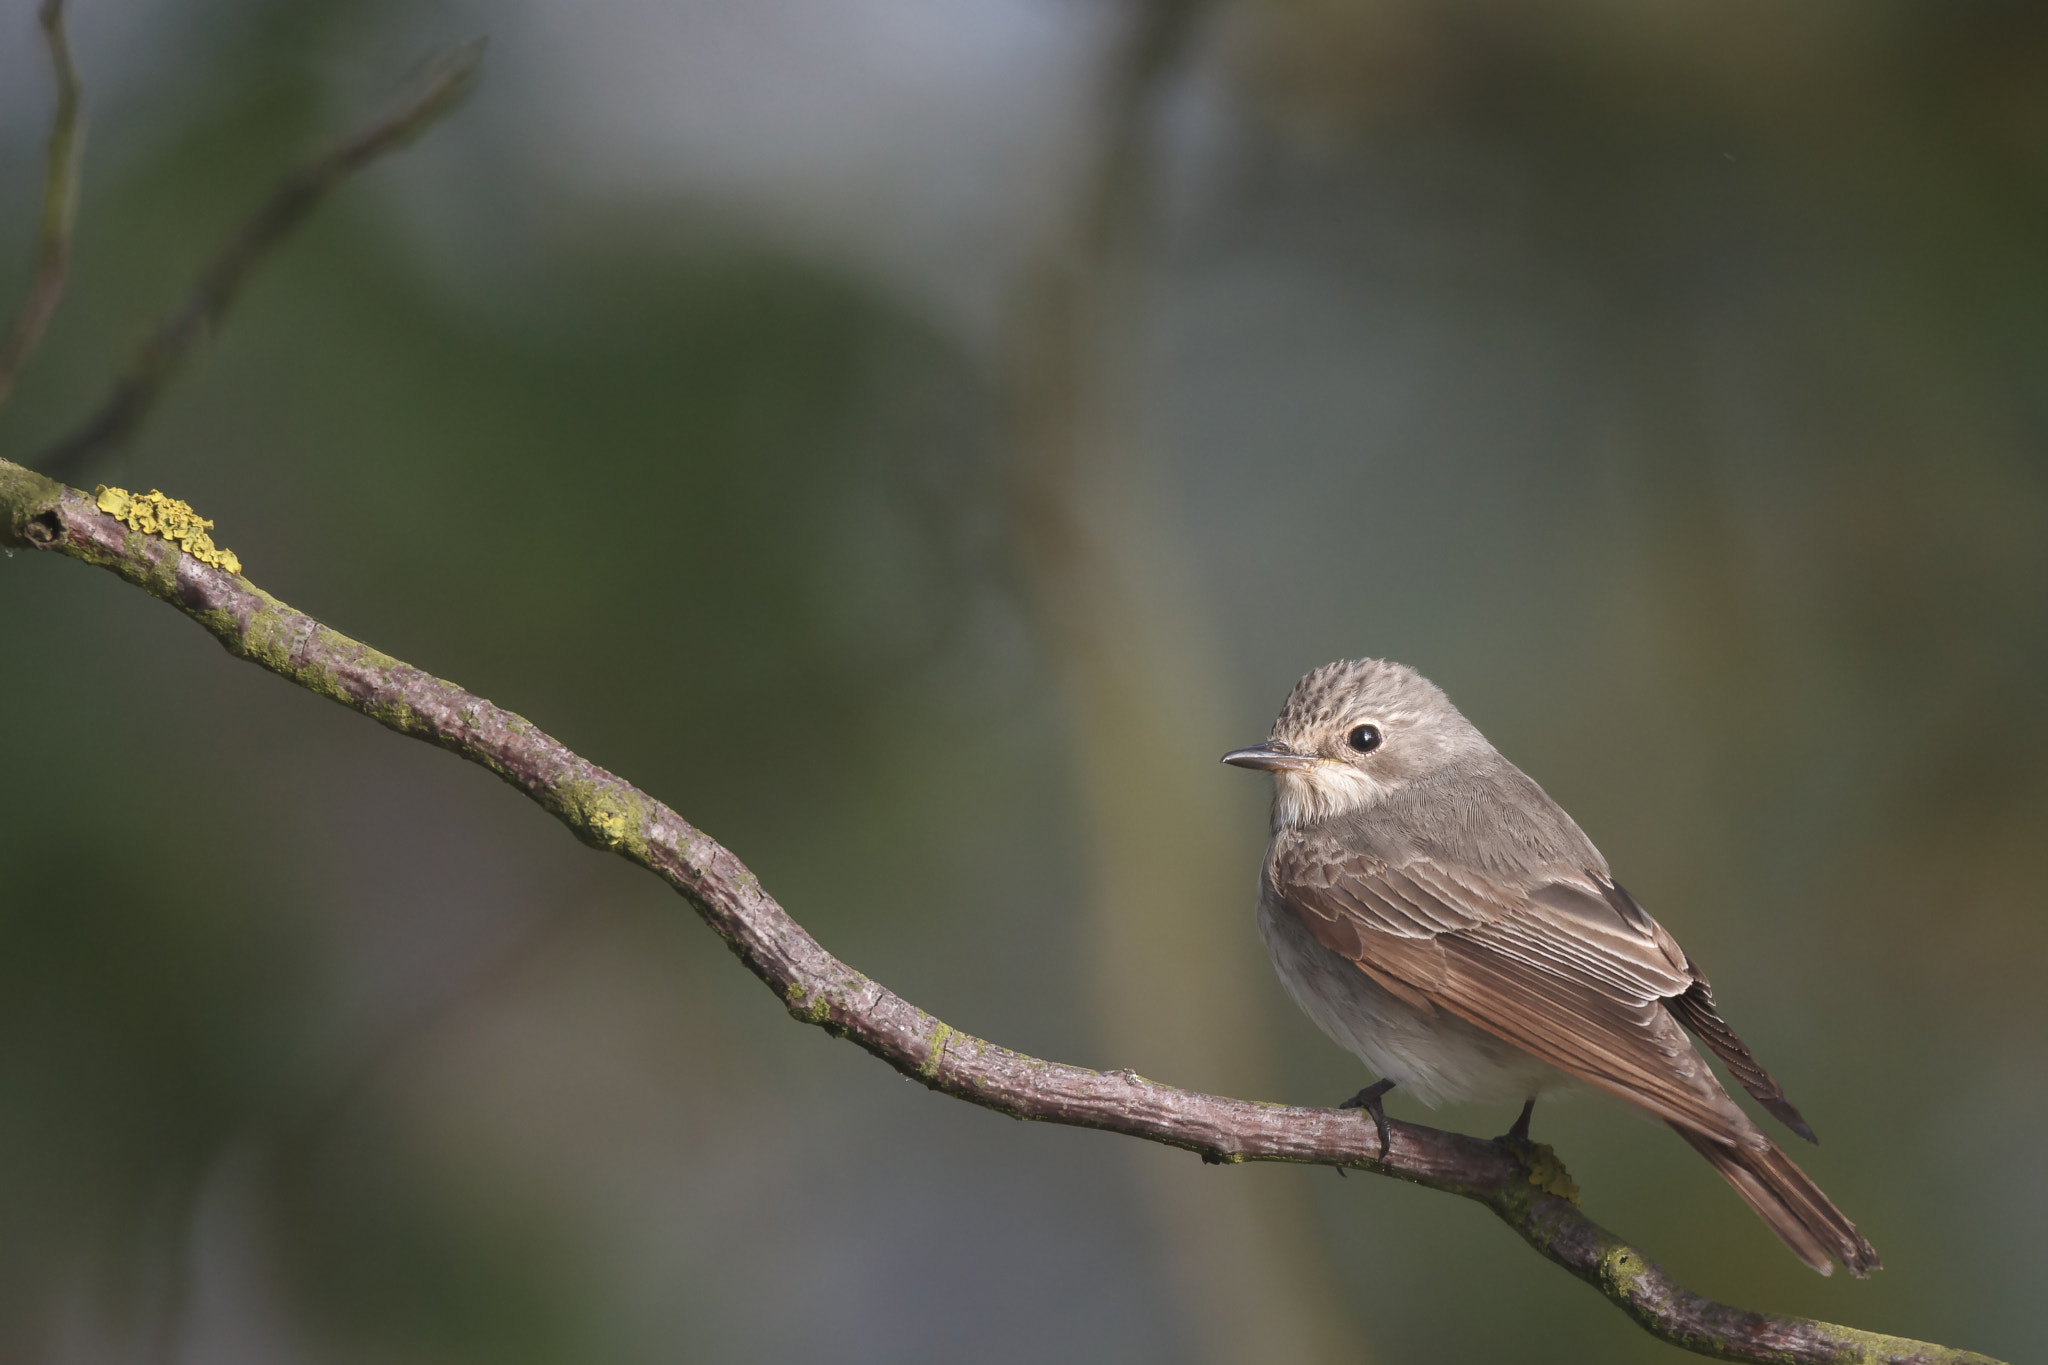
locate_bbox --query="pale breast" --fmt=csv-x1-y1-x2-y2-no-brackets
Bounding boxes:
1257,885,1572,1108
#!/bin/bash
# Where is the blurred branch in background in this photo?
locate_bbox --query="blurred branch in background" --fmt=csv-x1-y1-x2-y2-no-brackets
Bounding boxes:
0,0,84,410
0,462,2005,1365
1001,2,1360,1361
35,38,485,484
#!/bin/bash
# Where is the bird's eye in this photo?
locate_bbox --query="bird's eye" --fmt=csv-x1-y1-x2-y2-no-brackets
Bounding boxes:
1346,724,1382,754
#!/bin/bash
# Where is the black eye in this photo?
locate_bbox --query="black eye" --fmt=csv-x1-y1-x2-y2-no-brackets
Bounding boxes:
1346,724,1382,754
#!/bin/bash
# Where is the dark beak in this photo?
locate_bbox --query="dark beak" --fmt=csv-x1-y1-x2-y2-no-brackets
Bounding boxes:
1220,740,1318,773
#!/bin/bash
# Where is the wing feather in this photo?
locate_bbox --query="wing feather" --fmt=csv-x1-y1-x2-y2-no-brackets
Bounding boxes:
1271,835,1761,1145
1667,977,1818,1143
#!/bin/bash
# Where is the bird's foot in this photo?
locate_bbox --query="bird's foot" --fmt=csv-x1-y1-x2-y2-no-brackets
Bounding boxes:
1494,1098,1580,1205
1337,1079,1395,1161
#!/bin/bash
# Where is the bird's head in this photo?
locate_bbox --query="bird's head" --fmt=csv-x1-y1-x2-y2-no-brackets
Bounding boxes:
1222,658,1487,828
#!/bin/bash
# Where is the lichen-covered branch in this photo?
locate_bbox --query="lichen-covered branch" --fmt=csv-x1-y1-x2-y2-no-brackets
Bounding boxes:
0,0,86,409
0,458,2003,1365
36,41,483,479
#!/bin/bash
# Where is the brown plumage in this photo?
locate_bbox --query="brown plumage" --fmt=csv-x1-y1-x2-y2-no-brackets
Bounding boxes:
1226,659,1878,1276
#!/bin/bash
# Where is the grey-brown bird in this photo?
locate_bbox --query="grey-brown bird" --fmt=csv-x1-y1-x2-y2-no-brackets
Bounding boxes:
1223,658,1878,1277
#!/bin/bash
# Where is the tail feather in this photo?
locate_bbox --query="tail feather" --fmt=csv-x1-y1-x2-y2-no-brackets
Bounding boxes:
1671,1124,1881,1277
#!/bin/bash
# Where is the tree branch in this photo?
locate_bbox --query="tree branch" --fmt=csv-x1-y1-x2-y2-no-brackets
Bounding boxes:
0,459,2001,1365
0,0,86,409
35,40,483,480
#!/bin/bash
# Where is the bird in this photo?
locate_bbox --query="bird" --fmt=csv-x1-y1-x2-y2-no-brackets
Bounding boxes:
1221,657,1879,1277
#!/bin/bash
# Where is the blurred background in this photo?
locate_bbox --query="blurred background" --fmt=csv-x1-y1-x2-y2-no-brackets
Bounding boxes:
1,0,2044,1360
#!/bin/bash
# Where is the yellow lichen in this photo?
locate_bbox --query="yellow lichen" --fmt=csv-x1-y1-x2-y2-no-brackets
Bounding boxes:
1518,1142,1582,1205
587,805,629,848
94,485,242,575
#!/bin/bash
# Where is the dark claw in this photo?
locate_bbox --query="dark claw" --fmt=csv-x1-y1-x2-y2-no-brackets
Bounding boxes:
1505,1097,1535,1144
1338,1079,1395,1160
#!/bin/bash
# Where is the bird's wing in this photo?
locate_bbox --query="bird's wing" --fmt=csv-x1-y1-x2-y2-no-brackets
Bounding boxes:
1665,973,1817,1142
1270,835,1764,1144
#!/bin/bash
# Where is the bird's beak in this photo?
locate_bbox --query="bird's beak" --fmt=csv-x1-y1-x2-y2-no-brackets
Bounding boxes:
1220,740,1318,773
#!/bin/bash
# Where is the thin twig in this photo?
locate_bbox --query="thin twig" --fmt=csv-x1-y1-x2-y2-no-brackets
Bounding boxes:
0,0,86,409
0,458,2006,1365
36,40,484,480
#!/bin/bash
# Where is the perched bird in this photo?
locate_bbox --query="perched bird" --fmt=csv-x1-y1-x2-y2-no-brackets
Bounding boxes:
1222,658,1878,1277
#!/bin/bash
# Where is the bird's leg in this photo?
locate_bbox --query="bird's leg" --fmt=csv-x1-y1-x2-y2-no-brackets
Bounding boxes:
1338,1079,1395,1160
1494,1096,1580,1203
1506,1097,1536,1144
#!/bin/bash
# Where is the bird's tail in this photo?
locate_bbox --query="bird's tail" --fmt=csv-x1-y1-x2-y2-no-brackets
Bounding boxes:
1670,1124,1881,1277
